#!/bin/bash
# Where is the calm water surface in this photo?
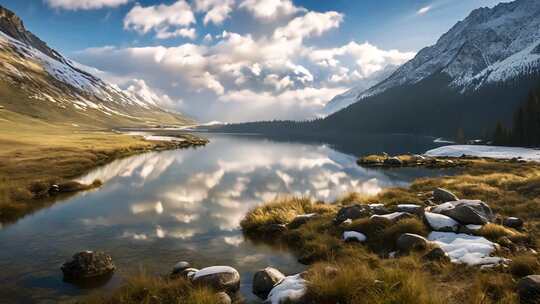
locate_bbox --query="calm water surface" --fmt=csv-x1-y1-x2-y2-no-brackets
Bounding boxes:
0,134,452,303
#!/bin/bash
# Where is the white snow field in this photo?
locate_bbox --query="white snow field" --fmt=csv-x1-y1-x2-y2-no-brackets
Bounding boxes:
426,145,540,162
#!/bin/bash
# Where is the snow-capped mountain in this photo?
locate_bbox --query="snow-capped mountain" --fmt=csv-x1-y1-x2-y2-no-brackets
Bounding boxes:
0,5,191,127
362,0,540,99
321,64,397,115
320,0,540,138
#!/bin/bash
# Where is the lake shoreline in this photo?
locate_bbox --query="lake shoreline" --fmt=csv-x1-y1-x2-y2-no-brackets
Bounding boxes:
0,129,208,225
235,156,540,303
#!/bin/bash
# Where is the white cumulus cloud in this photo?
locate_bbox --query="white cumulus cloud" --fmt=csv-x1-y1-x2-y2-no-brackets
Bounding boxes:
195,0,235,25
124,1,195,38
240,0,305,20
45,0,129,10
417,5,432,15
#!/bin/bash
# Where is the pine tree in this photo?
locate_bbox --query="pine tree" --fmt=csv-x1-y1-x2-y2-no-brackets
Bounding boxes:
493,122,508,145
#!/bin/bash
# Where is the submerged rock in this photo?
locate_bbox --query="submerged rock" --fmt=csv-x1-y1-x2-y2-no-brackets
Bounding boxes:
192,266,240,294
517,275,540,304
432,200,494,225
433,188,459,203
61,251,115,281
252,267,285,299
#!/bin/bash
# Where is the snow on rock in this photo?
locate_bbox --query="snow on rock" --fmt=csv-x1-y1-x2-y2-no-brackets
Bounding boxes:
267,274,307,304
428,232,507,266
192,266,238,280
343,231,367,242
466,224,483,231
370,212,410,222
425,212,459,232
426,145,540,162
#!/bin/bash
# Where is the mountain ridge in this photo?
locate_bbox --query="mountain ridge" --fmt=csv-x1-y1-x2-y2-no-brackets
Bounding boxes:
0,5,192,128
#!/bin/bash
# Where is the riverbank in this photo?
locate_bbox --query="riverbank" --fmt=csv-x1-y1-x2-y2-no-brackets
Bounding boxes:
238,156,540,303
0,117,208,224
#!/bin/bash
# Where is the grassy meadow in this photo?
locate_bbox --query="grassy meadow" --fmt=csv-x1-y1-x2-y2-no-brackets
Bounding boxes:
239,157,540,304
0,109,205,224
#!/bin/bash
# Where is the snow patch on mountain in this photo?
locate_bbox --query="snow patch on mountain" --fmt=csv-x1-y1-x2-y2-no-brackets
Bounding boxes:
356,0,540,101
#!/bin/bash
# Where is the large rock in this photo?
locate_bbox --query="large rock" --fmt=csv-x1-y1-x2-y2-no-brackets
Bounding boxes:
334,204,371,223
433,188,459,203
396,233,429,253
252,267,285,299
61,251,115,280
267,274,307,304
424,212,459,232
432,200,494,225
503,217,524,229
192,266,240,294
517,275,540,304
396,204,424,215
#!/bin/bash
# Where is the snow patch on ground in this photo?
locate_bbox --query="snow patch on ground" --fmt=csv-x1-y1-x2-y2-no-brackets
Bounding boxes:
428,232,507,266
267,274,307,304
426,145,540,162
343,231,367,242
425,212,459,232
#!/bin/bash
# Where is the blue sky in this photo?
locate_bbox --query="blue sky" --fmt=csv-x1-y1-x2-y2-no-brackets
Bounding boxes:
0,0,509,122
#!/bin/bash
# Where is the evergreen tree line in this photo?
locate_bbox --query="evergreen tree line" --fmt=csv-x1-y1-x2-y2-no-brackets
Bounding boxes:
493,83,540,147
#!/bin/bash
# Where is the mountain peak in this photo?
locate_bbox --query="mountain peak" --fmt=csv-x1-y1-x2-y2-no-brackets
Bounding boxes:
0,5,62,62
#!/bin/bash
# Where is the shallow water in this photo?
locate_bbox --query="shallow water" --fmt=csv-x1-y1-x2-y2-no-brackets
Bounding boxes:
0,133,452,303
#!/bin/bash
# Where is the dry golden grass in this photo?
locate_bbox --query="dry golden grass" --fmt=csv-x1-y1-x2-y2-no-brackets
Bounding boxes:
241,157,540,304
0,112,205,224
80,273,221,304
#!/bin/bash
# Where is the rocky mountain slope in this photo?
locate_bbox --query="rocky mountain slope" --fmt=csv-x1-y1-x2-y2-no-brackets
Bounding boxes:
0,5,191,128
321,65,397,116
321,0,540,137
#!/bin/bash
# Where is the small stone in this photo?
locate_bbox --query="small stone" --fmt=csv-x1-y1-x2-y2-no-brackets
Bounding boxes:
384,157,402,166
517,275,540,304
267,224,288,234
288,213,318,229
433,188,459,203
396,233,429,253
503,217,524,229
171,261,191,275
252,267,285,299
422,247,450,262
334,205,371,223
192,266,241,294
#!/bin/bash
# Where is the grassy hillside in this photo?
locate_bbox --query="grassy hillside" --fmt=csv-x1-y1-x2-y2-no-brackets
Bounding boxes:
0,109,206,224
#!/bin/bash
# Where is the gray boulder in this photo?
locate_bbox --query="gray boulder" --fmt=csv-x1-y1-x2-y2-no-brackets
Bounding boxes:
433,188,459,203
432,200,494,225
503,217,524,229
517,275,540,304
61,251,115,280
396,204,424,215
396,233,429,253
334,204,371,223
192,266,241,294
252,267,285,299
